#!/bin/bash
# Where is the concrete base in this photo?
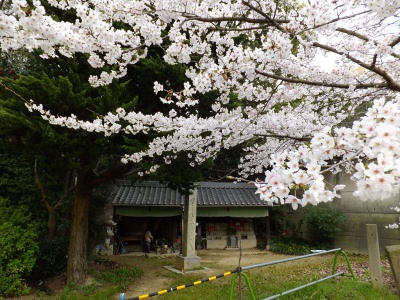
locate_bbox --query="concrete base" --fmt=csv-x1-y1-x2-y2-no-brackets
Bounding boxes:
175,255,201,271
164,265,211,274
225,247,239,251
385,245,400,297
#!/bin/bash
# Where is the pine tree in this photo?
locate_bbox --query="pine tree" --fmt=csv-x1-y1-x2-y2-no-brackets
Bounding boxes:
0,54,142,282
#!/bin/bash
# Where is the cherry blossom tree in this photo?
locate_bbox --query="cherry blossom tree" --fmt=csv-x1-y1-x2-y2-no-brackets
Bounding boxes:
1,0,400,282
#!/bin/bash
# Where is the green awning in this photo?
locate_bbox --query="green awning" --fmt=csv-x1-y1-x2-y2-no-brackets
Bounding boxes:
197,207,268,217
115,206,182,217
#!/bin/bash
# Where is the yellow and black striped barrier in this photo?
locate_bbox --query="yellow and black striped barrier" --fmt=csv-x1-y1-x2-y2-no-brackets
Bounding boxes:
120,269,238,300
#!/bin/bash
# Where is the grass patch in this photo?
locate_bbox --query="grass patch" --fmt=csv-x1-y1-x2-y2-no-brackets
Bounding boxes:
35,252,396,300
53,257,143,300
247,266,397,300
92,267,143,285
157,254,397,300
158,272,397,300
57,284,122,300
157,272,398,300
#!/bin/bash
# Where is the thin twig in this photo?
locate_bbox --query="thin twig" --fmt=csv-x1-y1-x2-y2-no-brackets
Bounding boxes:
319,148,363,175
0,80,30,103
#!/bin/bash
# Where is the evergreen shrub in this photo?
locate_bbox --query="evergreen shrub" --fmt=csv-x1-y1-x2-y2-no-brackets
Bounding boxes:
36,235,69,278
304,204,346,249
0,197,40,297
269,237,312,255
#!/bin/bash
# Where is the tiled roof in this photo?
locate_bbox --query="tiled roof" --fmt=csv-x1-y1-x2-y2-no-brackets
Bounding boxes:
109,181,184,206
108,180,268,207
197,182,266,206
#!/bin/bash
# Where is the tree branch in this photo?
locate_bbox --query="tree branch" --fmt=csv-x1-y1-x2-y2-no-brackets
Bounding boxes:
242,0,287,31
30,159,75,210
320,148,363,175
90,161,137,187
312,41,400,91
389,36,400,47
310,11,371,32
210,25,271,32
255,133,312,142
182,15,289,25
255,70,389,89
54,171,76,210
233,3,400,91
30,159,52,211
336,27,400,59
336,27,368,42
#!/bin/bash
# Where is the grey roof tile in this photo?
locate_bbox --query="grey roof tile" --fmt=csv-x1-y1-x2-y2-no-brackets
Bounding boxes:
108,180,268,207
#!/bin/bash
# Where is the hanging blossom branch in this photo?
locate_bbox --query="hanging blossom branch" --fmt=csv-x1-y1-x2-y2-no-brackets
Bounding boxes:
250,95,400,210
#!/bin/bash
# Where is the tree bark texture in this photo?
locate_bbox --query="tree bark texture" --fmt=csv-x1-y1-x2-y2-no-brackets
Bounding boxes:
65,162,134,284
47,206,57,239
66,174,93,284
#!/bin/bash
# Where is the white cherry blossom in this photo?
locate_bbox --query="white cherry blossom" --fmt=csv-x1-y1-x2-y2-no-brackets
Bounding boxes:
1,0,400,218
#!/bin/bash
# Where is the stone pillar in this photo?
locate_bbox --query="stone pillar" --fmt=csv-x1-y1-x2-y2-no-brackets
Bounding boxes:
175,189,201,270
366,224,383,288
385,245,400,297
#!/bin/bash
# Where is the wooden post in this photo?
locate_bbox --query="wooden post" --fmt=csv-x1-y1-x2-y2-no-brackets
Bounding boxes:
385,245,400,297
366,224,383,288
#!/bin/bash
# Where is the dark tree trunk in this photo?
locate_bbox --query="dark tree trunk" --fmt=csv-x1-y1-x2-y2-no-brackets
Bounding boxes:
65,162,134,284
265,215,271,249
48,206,57,239
66,173,93,284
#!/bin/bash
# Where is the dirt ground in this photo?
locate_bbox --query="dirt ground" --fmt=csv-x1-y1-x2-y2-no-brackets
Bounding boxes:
106,249,397,299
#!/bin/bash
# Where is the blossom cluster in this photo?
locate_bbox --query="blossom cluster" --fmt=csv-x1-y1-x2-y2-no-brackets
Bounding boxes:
255,96,400,209
1,0,398,93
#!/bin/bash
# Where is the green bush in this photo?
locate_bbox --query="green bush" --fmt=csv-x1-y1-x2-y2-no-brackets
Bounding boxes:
0,197,40,297
304,204,346,249
254,211,304,250
36,235,69,278
269,237,312,255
